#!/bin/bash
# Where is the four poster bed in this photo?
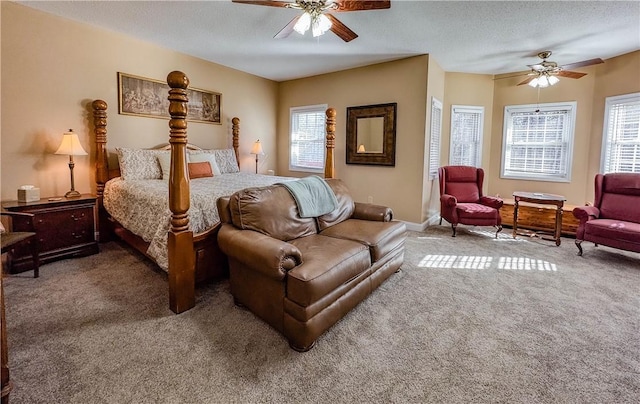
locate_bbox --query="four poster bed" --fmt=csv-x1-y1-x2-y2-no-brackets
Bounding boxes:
91,71,337,314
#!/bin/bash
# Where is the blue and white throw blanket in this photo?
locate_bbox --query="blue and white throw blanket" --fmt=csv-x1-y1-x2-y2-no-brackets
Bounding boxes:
279,175,338,218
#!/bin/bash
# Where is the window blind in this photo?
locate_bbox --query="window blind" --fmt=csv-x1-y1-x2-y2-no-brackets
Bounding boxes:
450,106,483,167
429,97,443,179
601,93,640,173
289,105,327,172
501,102,576,182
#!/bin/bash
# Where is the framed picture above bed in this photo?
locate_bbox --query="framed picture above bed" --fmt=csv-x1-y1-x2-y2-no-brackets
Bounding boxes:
117,72,221,124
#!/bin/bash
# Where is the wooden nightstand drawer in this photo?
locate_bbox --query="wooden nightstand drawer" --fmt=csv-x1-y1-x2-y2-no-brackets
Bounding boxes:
32,206,95,251
2,195,99,273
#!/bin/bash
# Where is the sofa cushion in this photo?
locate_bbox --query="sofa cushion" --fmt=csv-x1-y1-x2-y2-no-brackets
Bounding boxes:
316,179,356,231
456,203,499,220
228,184,317,241
287,235,371,307
320,219,407,263
585,219,640,243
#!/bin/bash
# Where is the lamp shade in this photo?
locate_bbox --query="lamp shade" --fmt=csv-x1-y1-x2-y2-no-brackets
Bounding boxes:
55,130,87,156
250,140,264,155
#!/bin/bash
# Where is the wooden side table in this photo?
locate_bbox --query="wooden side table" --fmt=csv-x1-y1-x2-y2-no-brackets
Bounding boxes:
1,195,99,273
512,192,566,246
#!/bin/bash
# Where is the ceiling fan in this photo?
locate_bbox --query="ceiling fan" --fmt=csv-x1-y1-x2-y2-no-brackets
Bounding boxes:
517,51,604,87
231,0,391,42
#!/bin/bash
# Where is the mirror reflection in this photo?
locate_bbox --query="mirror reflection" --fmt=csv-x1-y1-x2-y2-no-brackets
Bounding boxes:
356,117,384,153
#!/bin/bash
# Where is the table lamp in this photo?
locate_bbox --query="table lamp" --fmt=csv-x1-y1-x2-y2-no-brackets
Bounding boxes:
55,129,87,198
250,140,264,174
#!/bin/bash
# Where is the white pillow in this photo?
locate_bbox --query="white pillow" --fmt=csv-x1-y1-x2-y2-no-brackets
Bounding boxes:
188,153,222,176
156,152,172,180
116,148,163,180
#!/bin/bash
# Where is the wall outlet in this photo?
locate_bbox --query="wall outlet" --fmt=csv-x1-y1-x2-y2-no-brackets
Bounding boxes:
367,196,373,203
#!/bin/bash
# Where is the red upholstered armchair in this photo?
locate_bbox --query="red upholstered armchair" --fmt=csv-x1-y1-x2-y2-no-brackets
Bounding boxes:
573,173,640,256
438,166,503,237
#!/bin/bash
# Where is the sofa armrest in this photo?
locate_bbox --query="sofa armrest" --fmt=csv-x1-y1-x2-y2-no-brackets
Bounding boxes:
218,225,302,281
572,205,600,222
479,196,504,209
353,202,393,222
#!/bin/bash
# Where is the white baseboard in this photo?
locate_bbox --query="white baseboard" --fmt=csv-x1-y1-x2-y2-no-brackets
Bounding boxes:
401,213,441,232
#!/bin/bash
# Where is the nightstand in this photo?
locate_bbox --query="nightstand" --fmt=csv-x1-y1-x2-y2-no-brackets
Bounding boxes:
1,194,99,273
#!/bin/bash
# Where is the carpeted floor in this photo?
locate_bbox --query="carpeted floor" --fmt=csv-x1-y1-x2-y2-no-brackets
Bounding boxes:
3,225,639,404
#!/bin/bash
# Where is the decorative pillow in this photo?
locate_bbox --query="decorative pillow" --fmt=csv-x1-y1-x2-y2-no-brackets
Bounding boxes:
188,162,213,179
156,151,172,180
189,153,222,176
213,149,240,174
116,148,163,180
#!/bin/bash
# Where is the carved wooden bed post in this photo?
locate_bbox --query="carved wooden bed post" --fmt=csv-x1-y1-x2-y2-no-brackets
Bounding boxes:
232,117,240,170
167,71,195,314
92,99,109,242
325,107,336,179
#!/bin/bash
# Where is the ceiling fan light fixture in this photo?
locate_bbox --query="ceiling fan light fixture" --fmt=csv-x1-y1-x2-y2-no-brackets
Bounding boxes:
294,12,312,35
312,13,332,37
528,73,559,88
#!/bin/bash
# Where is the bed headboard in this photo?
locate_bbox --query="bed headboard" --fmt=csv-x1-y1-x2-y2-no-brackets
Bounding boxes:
90,99,242,199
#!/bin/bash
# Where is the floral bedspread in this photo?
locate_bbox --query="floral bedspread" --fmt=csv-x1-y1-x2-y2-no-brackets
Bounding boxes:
103,172,292,270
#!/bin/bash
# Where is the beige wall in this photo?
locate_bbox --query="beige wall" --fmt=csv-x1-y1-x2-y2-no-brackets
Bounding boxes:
278,56,430,223
1,2,278,200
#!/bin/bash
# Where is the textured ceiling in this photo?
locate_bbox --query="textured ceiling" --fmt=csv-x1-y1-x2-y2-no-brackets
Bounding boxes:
20,0,640,82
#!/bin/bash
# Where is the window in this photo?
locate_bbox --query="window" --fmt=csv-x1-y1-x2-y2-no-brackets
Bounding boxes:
601,92,640,173
428,97,443,179
289,104,327,173
450,105,484,167
501,101,577,182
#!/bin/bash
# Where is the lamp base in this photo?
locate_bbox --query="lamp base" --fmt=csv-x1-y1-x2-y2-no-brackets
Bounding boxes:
64,190,81,198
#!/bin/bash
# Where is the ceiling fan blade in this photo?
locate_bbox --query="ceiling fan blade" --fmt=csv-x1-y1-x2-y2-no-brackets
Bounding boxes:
557,70,587,79
333,0,391,12
493,72,529,80
560,58,604,70
517,76,536,86
326,14,358,42
231,0,292,7
274,16,300,39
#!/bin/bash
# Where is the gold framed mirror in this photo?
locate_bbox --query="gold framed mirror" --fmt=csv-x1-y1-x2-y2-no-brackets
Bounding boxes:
346,103,397,166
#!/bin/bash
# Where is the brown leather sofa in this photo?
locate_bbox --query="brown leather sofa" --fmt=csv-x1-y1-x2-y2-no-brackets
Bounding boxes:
217,179,407,351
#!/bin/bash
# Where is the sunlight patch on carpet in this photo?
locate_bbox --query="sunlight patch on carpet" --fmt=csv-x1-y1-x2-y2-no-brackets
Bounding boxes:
498,257,557,271
418,254,557,272
418,255,493,269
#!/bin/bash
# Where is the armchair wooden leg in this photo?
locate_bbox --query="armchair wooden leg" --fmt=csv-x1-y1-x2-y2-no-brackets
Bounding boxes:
495,225,503,238
575,239,584,256
451,224,457,237
439,217,442,225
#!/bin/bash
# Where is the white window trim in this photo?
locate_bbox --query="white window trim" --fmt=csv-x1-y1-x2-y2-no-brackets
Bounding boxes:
501,101,577,182
428,97,443,180
600,92,640,174
449,105,484,167
289,104,328,174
